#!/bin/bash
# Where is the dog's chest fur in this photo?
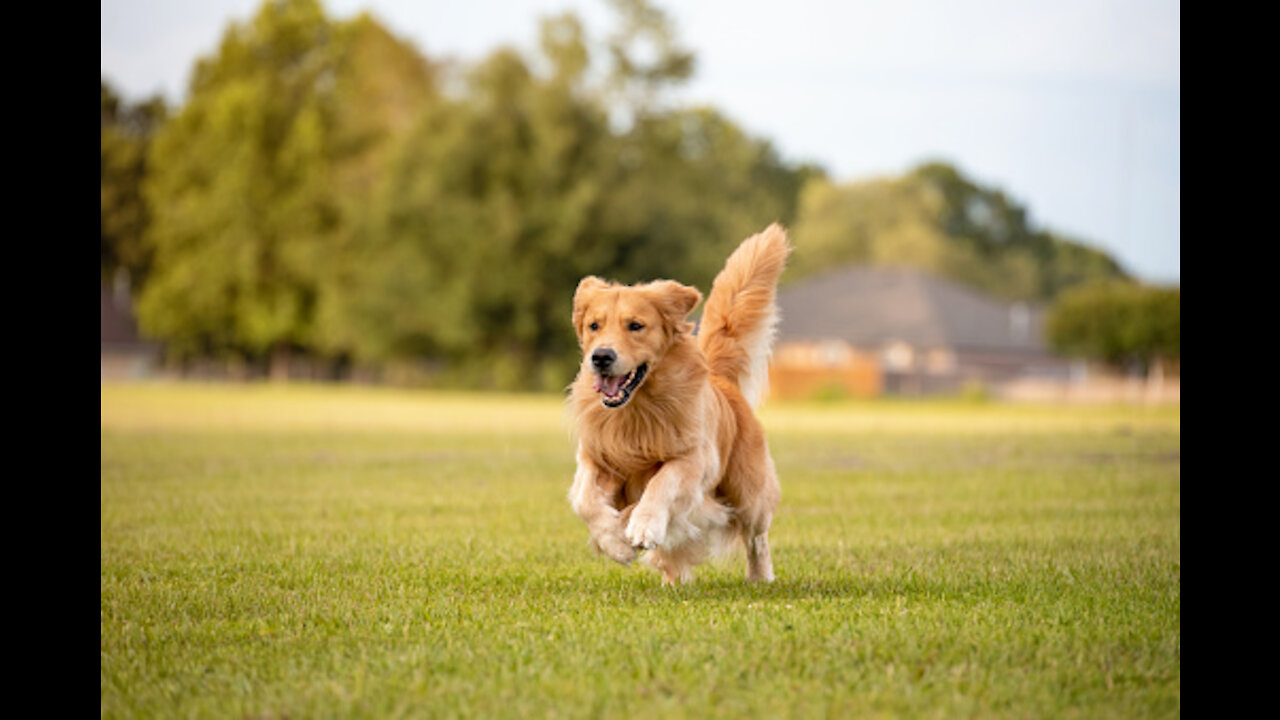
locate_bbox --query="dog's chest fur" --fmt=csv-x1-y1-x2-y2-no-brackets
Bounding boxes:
573,339,713,506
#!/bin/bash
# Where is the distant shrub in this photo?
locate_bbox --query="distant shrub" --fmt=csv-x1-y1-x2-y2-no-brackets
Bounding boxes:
1046,281,1179,374
959,379,990,403
810,382,852,403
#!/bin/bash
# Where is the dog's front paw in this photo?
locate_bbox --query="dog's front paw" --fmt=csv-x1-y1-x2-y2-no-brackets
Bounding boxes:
625,510,668,550
594,529,637,565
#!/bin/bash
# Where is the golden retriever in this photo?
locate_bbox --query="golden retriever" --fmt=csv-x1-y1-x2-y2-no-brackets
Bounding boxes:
567,224,791,584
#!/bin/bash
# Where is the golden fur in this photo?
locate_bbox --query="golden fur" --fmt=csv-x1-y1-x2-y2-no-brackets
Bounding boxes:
567,224,791,584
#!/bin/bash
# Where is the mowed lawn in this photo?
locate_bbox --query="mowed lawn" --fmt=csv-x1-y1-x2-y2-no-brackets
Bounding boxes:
101,383,1180,719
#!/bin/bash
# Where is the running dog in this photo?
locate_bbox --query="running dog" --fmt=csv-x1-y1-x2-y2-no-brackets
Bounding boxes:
567,224,790,584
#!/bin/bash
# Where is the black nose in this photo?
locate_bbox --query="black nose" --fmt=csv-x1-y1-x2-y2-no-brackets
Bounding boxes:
591,348,616,371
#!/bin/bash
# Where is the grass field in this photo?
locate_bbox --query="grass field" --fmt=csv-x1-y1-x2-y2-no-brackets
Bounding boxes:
101,383,1180,718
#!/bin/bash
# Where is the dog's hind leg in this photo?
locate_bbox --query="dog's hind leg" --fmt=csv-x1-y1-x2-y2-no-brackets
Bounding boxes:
725,450,779,583
743,530,775,583
645,545,698,585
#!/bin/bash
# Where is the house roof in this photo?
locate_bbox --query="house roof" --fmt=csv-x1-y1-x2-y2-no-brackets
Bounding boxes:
775,266,1047,352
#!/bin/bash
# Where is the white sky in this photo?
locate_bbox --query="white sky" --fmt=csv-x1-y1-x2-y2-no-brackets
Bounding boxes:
101,0,1180,284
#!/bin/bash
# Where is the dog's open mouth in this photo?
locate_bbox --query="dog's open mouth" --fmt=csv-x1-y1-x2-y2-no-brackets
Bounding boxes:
593,364,648,407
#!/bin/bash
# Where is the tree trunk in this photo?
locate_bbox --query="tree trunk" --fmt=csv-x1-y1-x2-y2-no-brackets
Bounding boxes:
1146,356,1165,405
270,345,292,383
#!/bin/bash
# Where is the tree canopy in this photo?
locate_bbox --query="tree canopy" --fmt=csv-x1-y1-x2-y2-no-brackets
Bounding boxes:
136,0,436,364
108,0,1158,388
101,80,167,289
1046,282,1179,372
789,162,1130,302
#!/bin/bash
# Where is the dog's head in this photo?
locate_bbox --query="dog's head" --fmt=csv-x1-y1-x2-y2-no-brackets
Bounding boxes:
572,276,702,408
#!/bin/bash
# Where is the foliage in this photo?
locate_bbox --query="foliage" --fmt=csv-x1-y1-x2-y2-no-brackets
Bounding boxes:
1046,281,1180,372
101,80,167,289
125,0,813,387
316,24,615,386
313,3,813,389
101,385,1181,718
114,0,1145,388
789,162,1130,301
603,0,695,124
136,0,435,364
136,0,342,360
595,107,821,292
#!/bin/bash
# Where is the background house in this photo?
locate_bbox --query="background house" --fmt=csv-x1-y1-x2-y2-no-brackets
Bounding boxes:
768,266,1073,399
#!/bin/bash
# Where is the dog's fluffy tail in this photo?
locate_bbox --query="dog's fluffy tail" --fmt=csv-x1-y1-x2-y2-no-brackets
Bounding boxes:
697,223,792,408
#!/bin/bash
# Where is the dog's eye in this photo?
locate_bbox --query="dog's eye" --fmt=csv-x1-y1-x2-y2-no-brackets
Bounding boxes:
588,322,599,332
629,321,644,331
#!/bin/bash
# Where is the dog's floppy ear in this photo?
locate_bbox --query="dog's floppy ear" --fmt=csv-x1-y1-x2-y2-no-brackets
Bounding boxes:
572,276,610,337
646,280,703,335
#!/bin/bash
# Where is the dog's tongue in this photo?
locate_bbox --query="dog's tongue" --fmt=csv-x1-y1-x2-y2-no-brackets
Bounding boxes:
594,374,625,395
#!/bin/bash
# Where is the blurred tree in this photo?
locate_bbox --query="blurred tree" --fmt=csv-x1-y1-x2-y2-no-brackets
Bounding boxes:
910,162,1128,298
131,0,818,387
1036,232,1133,299
596,107,819,292
101,80,167,290
324,7,816,390
789,161,1129,301
327,13,438,201
603,0,695,126
313,12,439,366
138,0,341,367
138,0,435,374
1046,281,1179,375
328,15,611,389
590,0,820,297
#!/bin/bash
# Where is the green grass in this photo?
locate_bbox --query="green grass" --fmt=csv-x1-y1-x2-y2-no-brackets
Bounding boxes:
101,383,1179,718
